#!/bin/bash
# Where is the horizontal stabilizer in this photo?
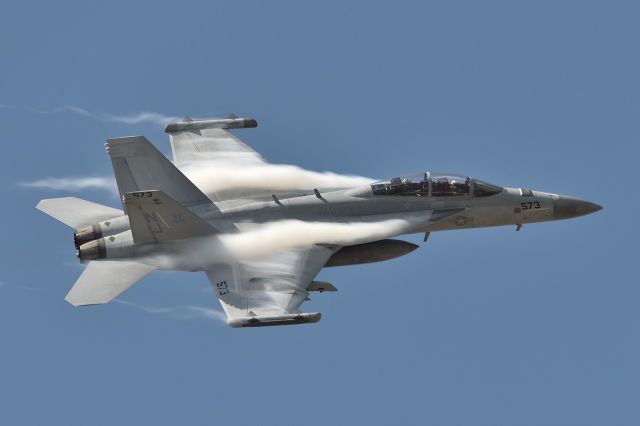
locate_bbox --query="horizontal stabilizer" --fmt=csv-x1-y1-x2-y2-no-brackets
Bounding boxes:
37,197,123,230
124,190,219,244
66,260,156,306
227,312,321,328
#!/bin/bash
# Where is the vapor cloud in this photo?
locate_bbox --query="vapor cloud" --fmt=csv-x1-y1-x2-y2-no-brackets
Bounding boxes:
19,176,118,196
59,106,179,126
136,217,421,317
113,299,174,314
174,130,374,199
6,103,373,198
114,299,227,324
185,164,373,200
180,305,228,322
0,103,178,126
220,219,411,259
143,217,419,271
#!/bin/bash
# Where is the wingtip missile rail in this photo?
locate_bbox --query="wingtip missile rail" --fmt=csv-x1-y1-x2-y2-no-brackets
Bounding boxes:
227,312,321,328
164,116,258,133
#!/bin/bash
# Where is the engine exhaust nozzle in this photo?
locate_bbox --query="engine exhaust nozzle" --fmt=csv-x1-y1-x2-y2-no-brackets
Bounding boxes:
73,225,102,249
76,238,106,262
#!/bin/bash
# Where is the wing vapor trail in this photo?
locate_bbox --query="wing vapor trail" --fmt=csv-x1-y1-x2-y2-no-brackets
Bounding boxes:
219,219,411,259
0,103,178,126
59,106,180,126
113,299,227,323
141,218,416,271
185,162,373,197
19,176,118,196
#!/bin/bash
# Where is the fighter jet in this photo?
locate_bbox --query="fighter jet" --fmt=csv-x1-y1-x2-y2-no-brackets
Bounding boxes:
37,116,602,328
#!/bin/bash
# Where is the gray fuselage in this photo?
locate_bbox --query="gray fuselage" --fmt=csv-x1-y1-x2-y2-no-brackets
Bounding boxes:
79,180,601,271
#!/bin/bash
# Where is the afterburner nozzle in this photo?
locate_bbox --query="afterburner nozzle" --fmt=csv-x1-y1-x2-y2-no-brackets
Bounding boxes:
73,225,101,249
77,239,106,262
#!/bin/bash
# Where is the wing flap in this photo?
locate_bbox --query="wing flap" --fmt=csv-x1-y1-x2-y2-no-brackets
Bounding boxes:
123,190,218,244
66,260,155,306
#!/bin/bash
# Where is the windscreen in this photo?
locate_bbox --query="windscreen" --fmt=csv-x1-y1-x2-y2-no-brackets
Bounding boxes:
473,180,503,197
371,173,499,197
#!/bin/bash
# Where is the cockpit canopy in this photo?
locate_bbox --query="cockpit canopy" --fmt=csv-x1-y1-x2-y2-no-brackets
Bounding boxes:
371,172,502,197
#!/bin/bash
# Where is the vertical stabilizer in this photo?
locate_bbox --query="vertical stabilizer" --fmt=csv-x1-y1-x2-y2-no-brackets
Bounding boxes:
106,136,213,208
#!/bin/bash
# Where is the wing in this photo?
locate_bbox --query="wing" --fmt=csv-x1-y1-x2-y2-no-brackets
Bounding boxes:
166,117,372,203
168,126,268,203
168,127,267,171
205,245,337,327
65,260,156,306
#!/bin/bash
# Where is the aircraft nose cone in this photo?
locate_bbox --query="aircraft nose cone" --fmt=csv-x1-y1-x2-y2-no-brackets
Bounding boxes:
553,196,602,220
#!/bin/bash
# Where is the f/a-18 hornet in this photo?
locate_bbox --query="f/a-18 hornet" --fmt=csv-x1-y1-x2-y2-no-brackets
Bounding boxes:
37,116,602,328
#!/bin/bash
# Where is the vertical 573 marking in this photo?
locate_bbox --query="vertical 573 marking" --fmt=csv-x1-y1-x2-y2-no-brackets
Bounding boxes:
216,281,229,295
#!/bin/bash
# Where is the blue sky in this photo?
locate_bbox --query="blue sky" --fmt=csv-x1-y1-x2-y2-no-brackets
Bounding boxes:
0,1,637,425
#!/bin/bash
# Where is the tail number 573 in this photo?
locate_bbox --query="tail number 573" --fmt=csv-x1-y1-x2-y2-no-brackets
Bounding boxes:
521,201,541,210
